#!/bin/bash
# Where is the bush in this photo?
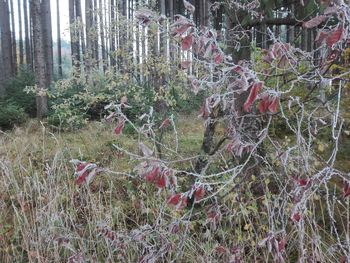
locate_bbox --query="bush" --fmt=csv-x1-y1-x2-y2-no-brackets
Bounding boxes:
0,102,27,130
4,67,36,117
47,103,87,131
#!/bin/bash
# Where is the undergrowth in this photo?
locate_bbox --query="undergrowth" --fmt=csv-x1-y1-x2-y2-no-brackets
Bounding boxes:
0,116,349,262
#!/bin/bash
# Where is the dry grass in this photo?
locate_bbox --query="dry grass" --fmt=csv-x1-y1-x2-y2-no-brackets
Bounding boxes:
0,116,205,262
0,116,349,262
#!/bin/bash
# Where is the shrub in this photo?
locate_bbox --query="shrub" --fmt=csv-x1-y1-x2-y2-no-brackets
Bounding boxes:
4,67,36,117
47,67,196,130
0,102,27,130
47,101,87,131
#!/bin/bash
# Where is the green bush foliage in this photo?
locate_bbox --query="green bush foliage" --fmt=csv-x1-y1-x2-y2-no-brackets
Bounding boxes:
47,66,199,130
0,102,27,130
4,67,36,117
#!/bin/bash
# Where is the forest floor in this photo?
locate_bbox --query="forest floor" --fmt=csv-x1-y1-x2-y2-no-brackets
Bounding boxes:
0,114,212,262
0,114,349,262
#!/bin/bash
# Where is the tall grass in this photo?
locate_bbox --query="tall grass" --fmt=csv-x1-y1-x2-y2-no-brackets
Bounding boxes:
0,118,349,262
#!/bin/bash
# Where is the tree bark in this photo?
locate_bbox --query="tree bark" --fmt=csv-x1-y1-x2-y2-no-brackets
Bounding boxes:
56,0,62,78
0,0,14,87
18,0,24,65
109,0,116,68
23,0,32,68
41,0,53,87
93,0,99,66
69,0,80,73
75,0,85,68
10,0,17,74
85,0,94,72
195,6,254,174
99,0,107,72
30,0,48,118
159,0,166,57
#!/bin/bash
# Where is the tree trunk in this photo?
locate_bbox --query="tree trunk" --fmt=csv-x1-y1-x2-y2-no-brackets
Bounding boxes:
99,0,107,72
30,0,48,118
0,0,11,95
18,0,24,65
69,0,80,73
103,0,109,69
0,0,14,88
23,0,32,68
160,0,166,57
93,0,99,67
85,0,93,72
169,0,175,62
10,0,17,74
203,0,209,26
118,0,127,72
109,0,116,68
29,0,34,68
75,0,85,69
195,7,253,174
41,0,53,87
56,0,63,78
213,3,223,31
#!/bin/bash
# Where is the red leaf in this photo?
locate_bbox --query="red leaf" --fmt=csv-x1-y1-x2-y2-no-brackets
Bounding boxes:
298,178,308,187
194,186,205,201
155,174,166,188
243,82,263,112
167,193,187,209
181,34,193,51
145,166,160,182
258,93,270,114
326,25,343,47
278,238,286,252
159,118,171,129
292,212,301,222
342,181,350,199
74,162,99,185
114,118,125,135
214,52,224,64
75,171,90,185
232,65,244,74
268,96,279,113
303,15,327,29
183,0,195,15
167,193,181,205
77,163,88,172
